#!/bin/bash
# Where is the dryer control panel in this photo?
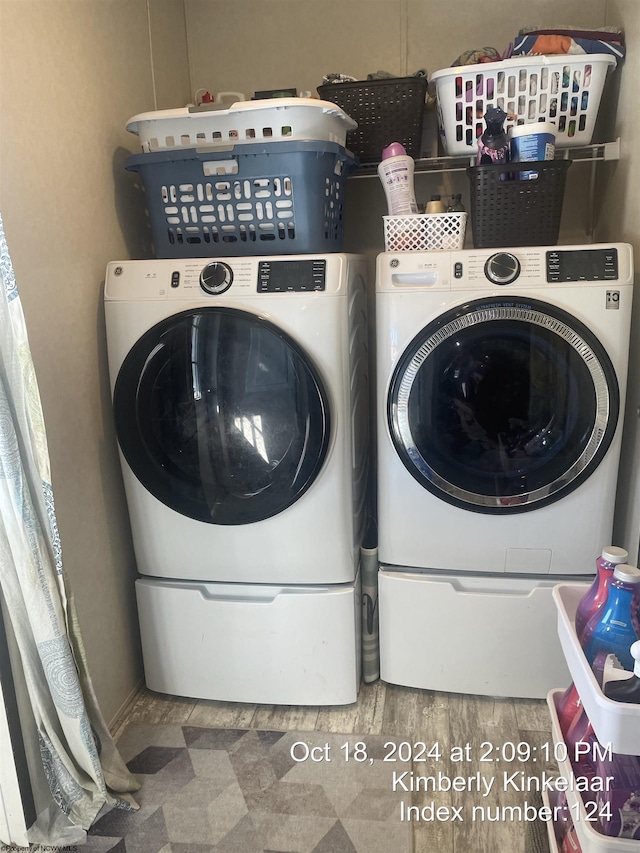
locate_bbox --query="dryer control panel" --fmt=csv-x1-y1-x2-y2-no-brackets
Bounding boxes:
482,248,620,285
257,259,326,292
546,248,619,282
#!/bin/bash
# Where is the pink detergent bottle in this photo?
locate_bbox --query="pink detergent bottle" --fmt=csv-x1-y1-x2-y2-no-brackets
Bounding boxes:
556,683,582,736
556,651,612,735
564,707,596,775
574,546,628,641
561,823,583,852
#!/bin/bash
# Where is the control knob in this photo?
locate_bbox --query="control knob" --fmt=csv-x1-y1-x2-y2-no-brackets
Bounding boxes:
484,252,521,285
200,261,233,294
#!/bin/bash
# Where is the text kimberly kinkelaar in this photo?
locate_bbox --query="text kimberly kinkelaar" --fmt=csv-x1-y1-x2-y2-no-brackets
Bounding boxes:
395,768,614,824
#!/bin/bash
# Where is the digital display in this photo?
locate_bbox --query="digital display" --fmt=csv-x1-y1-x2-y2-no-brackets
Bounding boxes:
257,260,326,292
547,248,618,282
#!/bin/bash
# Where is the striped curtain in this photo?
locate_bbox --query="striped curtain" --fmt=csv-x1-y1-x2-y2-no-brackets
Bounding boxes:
0,211,139,846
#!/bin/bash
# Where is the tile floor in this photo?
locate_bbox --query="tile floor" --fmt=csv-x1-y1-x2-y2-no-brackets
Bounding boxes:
111,681,557,852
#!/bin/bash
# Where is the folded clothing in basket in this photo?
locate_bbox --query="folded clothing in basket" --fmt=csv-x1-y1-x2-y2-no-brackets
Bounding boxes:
322,68,428,85
509,26,626,65
322,73,358,84
450,47,503,66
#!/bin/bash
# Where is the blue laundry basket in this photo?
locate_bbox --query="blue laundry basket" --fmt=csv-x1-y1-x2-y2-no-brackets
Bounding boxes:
126,140,357,258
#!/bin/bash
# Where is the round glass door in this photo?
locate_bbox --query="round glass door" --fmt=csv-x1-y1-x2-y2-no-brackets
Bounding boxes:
114,307,330,524
388,297,619,513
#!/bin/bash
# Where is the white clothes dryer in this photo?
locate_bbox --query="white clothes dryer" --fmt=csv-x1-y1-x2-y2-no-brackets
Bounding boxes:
105,254,369,705
375,244,633,698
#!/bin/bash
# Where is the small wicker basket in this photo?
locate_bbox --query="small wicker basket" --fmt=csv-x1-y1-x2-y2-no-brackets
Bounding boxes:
383,212,467,252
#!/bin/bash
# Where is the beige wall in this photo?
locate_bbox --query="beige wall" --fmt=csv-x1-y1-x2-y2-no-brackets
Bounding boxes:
600,1,640,246
185,0,607,100
0,0,190,725
602,1,640,562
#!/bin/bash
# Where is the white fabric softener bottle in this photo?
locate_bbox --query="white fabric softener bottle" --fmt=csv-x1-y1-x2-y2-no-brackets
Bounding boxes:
378,142,418,215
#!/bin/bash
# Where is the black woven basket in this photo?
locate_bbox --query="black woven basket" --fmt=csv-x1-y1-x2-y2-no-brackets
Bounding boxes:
467,160,572,248
317,77,428,163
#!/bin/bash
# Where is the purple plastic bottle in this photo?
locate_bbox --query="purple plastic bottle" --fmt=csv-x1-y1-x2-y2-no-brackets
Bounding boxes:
574,546,629,641
476,106,509,165
582,564,640,671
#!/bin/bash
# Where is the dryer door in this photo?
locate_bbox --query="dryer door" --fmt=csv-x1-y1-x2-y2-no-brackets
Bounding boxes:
388,296,619,513
114,307,330,524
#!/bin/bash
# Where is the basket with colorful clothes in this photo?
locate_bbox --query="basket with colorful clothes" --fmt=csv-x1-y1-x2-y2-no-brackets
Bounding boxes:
432,26,624,156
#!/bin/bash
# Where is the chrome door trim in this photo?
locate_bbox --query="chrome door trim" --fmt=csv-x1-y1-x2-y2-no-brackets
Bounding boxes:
388,298,617,512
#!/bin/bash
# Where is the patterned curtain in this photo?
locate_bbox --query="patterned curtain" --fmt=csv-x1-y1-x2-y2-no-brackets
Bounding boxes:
0,212,139,845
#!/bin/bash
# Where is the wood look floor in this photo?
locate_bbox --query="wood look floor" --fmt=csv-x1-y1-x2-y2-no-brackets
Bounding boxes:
113,681,557,852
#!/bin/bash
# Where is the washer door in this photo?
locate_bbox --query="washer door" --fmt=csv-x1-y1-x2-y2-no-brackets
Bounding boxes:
388,297,619,513
114,307,330,525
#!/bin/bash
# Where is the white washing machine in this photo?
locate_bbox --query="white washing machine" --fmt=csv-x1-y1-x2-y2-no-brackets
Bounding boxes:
376,244,633,698
104,254,369,705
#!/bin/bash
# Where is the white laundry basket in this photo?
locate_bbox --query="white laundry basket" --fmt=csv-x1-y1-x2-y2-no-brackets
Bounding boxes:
432,54,616,156
126,97,357,152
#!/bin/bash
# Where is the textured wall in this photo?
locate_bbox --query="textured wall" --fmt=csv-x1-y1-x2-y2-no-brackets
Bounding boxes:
602,1,640,563
184,0,607,99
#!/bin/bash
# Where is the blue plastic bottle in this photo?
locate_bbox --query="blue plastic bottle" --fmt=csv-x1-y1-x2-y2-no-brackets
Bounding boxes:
574,546,629,640
582,564,640,671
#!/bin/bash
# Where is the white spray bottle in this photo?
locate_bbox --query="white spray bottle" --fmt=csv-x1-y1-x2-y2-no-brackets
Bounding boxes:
377,142,418,215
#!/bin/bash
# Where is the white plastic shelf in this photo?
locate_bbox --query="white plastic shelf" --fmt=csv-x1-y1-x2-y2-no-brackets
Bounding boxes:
547,689,640,852
553,584,640,755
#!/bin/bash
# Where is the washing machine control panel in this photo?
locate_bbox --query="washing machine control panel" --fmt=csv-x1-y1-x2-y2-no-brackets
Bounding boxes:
484,252,521,285
200,261,234,295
